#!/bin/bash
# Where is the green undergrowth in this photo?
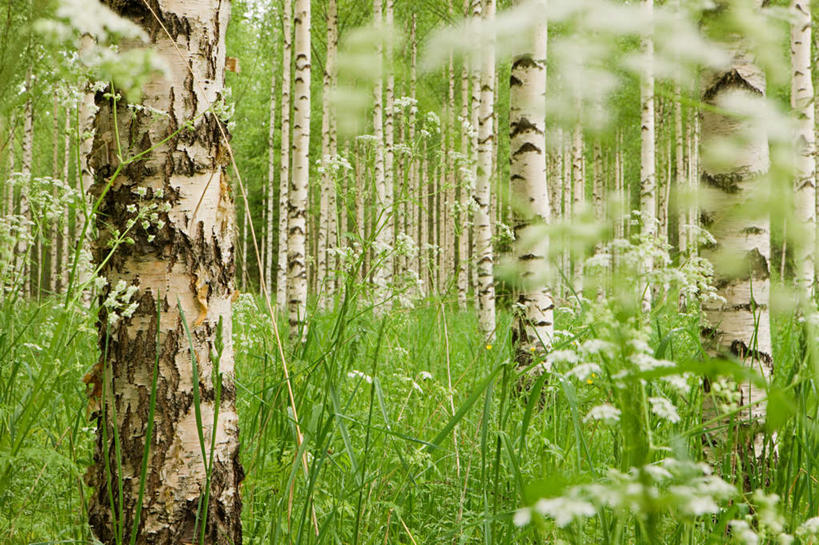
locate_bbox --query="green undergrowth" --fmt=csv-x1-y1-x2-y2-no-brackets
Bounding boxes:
1,287,818,544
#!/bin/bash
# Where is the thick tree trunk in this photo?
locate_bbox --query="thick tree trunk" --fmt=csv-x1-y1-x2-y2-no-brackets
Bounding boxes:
511,13,553,364
701,1,772,457
277,0,293,313
86,2,242,543
476,0,496,339
288,0,311,337
791,0,815,297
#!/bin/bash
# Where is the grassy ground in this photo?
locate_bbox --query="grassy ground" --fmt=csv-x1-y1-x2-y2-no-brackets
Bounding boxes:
1,283,817,544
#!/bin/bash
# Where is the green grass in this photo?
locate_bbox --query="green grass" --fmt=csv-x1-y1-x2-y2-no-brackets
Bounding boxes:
1,284,818,544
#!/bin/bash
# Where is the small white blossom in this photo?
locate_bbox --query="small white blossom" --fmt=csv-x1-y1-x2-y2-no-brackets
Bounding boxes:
513,508,532,527
533,497,596,527
567,362,601,381
648,397,680,423
583,403,621,425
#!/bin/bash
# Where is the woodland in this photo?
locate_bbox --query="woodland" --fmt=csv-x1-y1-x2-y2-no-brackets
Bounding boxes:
3,0,819,544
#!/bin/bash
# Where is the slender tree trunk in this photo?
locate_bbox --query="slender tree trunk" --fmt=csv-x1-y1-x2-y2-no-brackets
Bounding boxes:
288,0,311,338
701,0,772,458
49,94,60,293
318,0,338,309
458,18,470,308
241,203,249,289
409,13,420,290
18,68,33,298
511,12,552,363
61,107,71,292
476,0,496,339
571,120,584,291
640,0,656,310
372,0,391,305
675,84,687,256
354,140,365,280
277,0,293,312
86,2,242,543
266,49,278,301
470,0,482,301
791,0,815,297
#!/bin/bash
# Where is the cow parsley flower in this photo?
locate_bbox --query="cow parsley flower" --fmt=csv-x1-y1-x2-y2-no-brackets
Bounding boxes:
648,397,680,423
583,403,621,424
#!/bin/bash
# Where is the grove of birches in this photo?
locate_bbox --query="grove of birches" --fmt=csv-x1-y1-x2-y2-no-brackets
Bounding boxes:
10,0,819,543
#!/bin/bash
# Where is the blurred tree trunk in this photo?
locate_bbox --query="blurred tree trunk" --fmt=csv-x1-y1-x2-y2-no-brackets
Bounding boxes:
571,119,583,292
476,0,496,339
288,0,311,338
510,10,553,365
700,0,772,460
60,106,71,292
470,0,481,302
277,0,293,312
19,68,33,298
675,83,687,256
85,1,242,543
409,13,420,291
49,94,59,293
458,6,470,309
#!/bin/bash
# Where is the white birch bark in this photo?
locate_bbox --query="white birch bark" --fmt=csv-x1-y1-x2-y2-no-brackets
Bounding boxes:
640,0,656,310
510,13,553,362
790,0,815,297
318,0,338,309
18,68,33,298
571,120,584,291
476,0,497,338
49,94,60,293
266,51,277,300
675,84,687,256
288,0,311,338
409,13,420,288
701,2,772,455
61,108,71,292
277,0,293,312
86,1,241,542
470,0,482,300
372,0,390,305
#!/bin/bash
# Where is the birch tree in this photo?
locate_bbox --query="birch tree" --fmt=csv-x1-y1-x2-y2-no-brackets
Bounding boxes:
790,0,814,298
372,0,390,305
277,0,293,312
319,0,339,308
288,0,311,337
85,1,242,542
700,0,772,456
510,11,553,363
640,0,656,310
476,0,496,338
266,48,277,297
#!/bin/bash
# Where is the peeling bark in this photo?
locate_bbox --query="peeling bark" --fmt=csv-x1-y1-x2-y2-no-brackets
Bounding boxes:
476,0,496,338
701,1,772,457
277,0,292,313
288,0,311,337
87,1,242,543
510,9,553,365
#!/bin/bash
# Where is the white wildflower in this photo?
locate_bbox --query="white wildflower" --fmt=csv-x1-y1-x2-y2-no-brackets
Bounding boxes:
547,349,580,366
648,397,680,423
581,339,615,356
583,403,621,425
567,362,601,381
513,508,532,527
797,518,819,539
729,520,759,545
348,370,373,384
662,374,691,395
533,497,596,527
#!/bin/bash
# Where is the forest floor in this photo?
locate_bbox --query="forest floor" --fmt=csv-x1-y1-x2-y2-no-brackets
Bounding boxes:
0,285,812,544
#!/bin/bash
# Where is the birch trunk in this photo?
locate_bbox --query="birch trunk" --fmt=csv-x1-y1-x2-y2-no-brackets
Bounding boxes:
701,1,772,456
61,108,71,292
791,0,815,297
18,68,33,298
511,13,553,363
383,0,396,296
288,0,311,337
571,121,584,291
476,0,496,339
277,0,293,312
470,0,482,300
266,52,277,300
640,0,656,310
372,0,390,305
86,2,242,543
318,0,338,309
409,13,420,288
458,25,470,308
50,95,60,293
675,85,687,256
